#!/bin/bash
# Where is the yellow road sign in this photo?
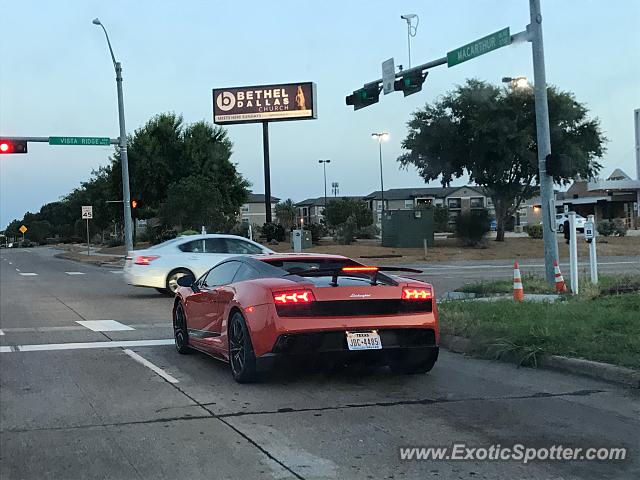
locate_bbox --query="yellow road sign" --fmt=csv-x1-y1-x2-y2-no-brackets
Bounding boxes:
19,225,27,234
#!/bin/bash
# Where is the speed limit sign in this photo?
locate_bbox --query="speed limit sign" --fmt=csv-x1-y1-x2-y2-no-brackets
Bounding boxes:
81,206,93,219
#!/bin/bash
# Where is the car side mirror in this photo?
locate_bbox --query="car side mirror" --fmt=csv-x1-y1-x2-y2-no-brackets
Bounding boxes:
177,274,196,288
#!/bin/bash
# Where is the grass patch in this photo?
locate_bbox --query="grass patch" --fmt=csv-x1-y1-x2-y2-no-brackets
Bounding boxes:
458,274,554,294
457,274,640,296
439,294,640,369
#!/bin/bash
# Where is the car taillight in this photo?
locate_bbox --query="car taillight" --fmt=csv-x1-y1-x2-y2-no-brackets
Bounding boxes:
402,287,432,300
342,266,379,273
273,290,315,305
134,255,159,265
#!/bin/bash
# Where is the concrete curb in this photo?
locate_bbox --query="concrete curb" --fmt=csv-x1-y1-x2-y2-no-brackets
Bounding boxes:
54,251,124,268
440,334,640,389
440,292,561,302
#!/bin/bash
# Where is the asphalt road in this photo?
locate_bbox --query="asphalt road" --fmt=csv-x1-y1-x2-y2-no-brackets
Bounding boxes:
1,247,638,479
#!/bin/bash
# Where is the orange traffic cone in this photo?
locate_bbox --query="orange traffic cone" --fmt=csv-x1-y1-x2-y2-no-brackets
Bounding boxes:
513,261,524,302
553,260,567,293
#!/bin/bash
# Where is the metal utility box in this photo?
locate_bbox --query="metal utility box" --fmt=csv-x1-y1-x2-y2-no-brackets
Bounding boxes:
382,209,435,248
291,229,312,251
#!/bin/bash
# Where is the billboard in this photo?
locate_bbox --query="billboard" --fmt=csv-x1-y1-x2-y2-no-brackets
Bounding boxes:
212,82,317,125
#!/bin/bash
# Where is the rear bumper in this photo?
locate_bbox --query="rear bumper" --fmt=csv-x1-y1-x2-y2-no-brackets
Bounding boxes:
254,328,439,371
123,266,166,289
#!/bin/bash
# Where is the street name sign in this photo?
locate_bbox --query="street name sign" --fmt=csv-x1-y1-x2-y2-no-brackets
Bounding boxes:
382,58,395,95
447,27,511,67
49,137,110,146
19,225,27,234
81,206,93,220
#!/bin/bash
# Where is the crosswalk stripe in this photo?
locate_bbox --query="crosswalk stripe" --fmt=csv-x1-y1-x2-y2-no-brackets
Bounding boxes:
19,273,38,276
65,271,86,275
76,320,135,332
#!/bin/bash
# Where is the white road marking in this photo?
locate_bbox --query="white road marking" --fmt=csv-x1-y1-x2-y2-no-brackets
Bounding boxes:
0,329,4,335
6,339,173,352
123,349,179,384
0,323,169,333
0,346,13,353
15,268,20,271
110,270,123,274
8,262,12,265
65,271,86,275
76,320,134,332
19,273,38,276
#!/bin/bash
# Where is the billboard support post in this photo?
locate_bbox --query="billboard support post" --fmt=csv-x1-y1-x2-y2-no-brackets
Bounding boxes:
262,121,272,224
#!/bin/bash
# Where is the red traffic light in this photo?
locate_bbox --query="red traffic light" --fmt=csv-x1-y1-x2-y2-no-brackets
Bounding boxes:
131,199,138,209
0,139,28,154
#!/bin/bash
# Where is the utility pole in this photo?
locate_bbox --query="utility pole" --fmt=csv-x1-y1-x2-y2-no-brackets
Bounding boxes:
318,159,331,214
93,19,133,255
528,0,559,283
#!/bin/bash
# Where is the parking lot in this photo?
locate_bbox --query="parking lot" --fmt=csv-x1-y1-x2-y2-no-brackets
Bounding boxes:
1,247,639,479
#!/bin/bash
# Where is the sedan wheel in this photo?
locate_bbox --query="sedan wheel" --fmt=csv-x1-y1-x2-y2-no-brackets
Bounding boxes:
166,269,192,294
228,312,257,383
173,303,191,354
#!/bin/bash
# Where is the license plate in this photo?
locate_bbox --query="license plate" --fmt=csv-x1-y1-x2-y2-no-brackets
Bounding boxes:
346,331,382,351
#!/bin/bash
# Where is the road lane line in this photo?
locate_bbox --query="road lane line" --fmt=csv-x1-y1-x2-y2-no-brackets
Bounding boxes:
0,329,4,335
15,268,19,271
65,271,86,275
19,273,38,276
10,339,173,352
76,320,134,332
123,349,179,384
0,346,12,353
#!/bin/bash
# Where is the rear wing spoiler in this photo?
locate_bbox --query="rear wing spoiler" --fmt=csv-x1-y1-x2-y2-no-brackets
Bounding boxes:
285,266,423,287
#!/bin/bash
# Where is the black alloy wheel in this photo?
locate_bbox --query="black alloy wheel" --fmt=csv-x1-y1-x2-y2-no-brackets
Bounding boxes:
228,312,257,383
173,303,191,354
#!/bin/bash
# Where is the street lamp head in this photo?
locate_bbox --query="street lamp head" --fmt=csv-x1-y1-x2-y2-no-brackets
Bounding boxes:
401,14,417,21
513,76,529,89
92,18,101,25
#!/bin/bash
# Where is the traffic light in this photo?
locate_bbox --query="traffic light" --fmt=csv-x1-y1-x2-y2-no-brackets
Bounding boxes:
394,70,428,97
131,199,138,210
0,139,28,154
345,85,381,111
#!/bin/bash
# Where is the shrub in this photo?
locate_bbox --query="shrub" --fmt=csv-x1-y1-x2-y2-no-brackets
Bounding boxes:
612,219,627,237
307,223,327,244
179,229,199,236
597,220,615,237
454,209,490,247
355,224,380,239
335,214,358,245
229,222,250,239
524,224,543,239
261,222,285,242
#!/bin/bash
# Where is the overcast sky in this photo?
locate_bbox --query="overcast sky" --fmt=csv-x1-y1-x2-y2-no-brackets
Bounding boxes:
1,0,639,228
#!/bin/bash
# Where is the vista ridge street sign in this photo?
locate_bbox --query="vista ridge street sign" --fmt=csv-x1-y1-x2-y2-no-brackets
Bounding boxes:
447,27,511,67
49,136,111,146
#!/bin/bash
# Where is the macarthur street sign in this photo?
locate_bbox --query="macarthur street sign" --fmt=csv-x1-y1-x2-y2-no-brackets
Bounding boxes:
447,27,511,67
212,82,317,125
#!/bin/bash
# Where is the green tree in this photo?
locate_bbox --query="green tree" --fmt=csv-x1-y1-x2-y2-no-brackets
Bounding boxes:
275,199,296,231
398,79,606,241
325,198,373,230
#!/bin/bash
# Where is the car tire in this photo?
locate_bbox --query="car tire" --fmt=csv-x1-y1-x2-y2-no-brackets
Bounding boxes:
558,224,564,233
388,349,438,375
173,302,191,354
228,312,257,383
166,268,193,294
155,288,170,295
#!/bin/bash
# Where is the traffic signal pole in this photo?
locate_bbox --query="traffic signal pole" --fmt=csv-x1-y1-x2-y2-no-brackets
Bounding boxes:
529,0,559,283
115,61,134,256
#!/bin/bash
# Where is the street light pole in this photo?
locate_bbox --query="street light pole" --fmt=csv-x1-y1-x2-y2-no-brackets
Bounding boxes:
318,159,331,215
528,0,559,283
372,132,389,241
93,18,133,255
